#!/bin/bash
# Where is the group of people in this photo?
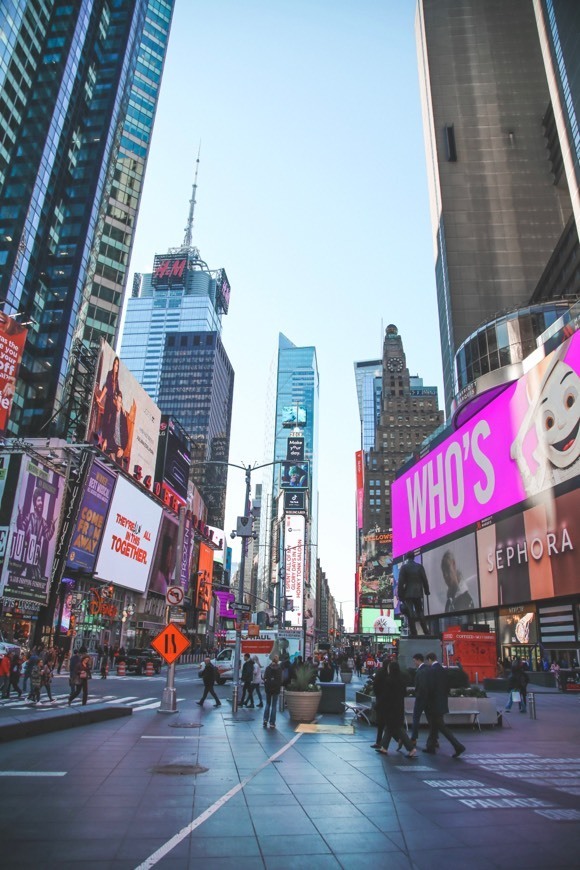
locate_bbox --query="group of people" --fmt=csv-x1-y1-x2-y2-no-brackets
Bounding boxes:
0,645,58,704
196,653,283,727
371,651,465,759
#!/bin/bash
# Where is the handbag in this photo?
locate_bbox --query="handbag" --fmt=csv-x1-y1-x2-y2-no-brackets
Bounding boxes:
79,670,87,680
510,690,521,703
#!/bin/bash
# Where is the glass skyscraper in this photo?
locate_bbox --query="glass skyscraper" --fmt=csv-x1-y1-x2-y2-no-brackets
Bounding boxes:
258,334,319,650
0,0,174,435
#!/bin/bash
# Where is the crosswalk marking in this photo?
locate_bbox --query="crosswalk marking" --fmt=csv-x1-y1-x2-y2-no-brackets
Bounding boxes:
0,693,184,711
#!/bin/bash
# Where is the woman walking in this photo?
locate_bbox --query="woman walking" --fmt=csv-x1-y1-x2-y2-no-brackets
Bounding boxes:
6,653,23,698
68,653,92,706
252,656,263,708
375,660,416,757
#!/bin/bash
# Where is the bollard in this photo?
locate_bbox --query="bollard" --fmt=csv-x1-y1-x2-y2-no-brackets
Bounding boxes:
527,692,536,719
279,686,285,712
117,660,126,677
145,660,154,676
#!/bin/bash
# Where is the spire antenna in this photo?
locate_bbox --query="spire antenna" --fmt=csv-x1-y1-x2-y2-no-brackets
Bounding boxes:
183,142,201,249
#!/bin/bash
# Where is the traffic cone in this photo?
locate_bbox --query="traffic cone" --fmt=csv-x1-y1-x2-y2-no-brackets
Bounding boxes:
117,660,126,676
145,660,154,677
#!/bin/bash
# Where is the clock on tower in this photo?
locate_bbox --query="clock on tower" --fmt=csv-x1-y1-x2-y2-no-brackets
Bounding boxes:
387,358,403,373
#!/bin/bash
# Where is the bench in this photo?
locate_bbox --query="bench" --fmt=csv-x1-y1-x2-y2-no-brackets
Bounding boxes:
404,707,481,731
342,701,372,726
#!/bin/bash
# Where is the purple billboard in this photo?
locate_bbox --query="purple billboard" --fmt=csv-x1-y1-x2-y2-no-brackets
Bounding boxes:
393,333,580,557
66,461,116,573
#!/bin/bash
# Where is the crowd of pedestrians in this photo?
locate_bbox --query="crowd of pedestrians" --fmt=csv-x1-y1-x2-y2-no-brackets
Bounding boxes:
0,644,59,704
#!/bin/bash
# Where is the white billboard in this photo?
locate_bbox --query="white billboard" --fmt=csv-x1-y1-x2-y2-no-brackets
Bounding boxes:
284,514,305,627
95,475,163,593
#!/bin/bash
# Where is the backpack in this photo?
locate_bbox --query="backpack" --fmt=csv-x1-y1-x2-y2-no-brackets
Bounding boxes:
264,664,282,694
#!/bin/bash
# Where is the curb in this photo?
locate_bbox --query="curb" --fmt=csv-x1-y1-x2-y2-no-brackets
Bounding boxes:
0,704,132,743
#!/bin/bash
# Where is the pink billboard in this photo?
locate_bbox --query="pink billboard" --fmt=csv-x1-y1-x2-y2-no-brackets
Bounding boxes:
392,332,580,557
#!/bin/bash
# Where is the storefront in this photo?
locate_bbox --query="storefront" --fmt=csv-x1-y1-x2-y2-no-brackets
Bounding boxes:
0,596,41,648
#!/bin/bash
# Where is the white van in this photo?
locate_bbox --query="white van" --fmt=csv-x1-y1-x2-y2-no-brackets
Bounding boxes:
211,629,302,683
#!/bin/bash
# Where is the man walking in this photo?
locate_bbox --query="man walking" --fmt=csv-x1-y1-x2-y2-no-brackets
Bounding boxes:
240,653,255,708
197,656,221,707
411,653,430,745
263,655,282,728
423,652,465,758
397,552,430,637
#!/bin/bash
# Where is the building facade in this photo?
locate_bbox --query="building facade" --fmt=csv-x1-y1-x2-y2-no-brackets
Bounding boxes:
0,0,173,435
416,0,575,411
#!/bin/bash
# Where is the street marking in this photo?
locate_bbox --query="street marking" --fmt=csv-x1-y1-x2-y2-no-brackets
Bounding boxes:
141,736,200,740
134,732,303,870
0,771,66,777
536,809,580,820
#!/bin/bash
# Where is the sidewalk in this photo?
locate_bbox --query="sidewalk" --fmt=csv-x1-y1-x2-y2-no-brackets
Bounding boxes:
0,675,578,869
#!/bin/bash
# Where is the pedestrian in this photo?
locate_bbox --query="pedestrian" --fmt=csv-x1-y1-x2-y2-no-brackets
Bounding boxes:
6,653,23,698
68,653,92,706
68,646,82,694
410,653,429,745
23,649,40,698
370,657,388,749
39,660,54,702
0,652,11,698
252,655,263,708
423,652,465,758
263,654,282,728
240,653,255,708
505,658,529,713
196,656,221,707
29,658,42,704
333,655,341,681
397,551,431,637
100,655,109,679
56,645,66,674
375,661,416,757
355,654,362,677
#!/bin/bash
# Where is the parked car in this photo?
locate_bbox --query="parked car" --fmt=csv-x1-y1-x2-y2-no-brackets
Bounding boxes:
0,631,20,659
122,647,163,675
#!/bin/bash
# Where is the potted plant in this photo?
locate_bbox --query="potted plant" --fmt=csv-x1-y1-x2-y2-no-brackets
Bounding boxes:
285,665,322,723
340,662,353,684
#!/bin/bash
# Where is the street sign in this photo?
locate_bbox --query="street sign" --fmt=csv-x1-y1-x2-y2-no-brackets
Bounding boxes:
236,603,252,612
168,606,186,624
151,623,191,664
166,585,184,606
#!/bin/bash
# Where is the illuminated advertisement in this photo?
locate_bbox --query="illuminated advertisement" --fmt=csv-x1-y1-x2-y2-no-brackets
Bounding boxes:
207,526,225,565
147,513,178,597
95,476,163,593
287,437,305,461
284,514,305,627
392,332,580,557
65,461,116,573
151,253,188,286
282,405,306,428
86,340,161,484
197,543,214,611
498,605,538,646
360,608,400,634
280,460,309,490
360,526,393,608
215,589,235,618
355,450,364,531
216,268,231,314
421,532,479,616
0,313,27,433
284,491,305,513
1,458,65,604
155,416,191,506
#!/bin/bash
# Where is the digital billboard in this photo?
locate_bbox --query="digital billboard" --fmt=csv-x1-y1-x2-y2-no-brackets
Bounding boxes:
215,589,235,619
359,527,393,607
155,415,191,506
284,490,306,513
66,461,116,573
147,513,178,597
421,531,479,616
393,332,580,557
95,475,163,593
498,605,538,646
360,608,400,634
280,460,309,490
197,542,214,612
282,405,306,428
0,313,27,433
355,450,364,531
0,458,65,604
86,340,161,484
284,514,305,627
286,437,305,461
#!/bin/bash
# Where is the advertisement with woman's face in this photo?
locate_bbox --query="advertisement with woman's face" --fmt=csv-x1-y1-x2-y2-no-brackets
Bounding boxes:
421,533,479,616
147,514,178,597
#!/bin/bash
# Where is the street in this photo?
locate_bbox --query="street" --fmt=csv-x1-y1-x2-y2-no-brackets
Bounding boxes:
0,676,579,869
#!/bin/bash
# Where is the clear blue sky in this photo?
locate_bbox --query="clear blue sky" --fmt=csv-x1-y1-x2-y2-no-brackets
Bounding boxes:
127,0,443,631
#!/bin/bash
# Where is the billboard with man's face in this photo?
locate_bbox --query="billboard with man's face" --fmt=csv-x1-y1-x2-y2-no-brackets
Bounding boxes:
86,340,161,484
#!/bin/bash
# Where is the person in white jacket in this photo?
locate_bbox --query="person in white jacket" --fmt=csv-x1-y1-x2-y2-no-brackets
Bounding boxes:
252,656,264,708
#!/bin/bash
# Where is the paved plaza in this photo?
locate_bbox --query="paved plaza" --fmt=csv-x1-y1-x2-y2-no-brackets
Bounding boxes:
0,676,578,869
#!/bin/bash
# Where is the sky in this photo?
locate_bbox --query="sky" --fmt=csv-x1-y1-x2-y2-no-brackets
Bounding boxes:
126,0,443,632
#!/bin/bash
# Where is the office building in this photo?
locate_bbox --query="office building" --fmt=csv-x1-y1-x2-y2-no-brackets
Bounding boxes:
416,0,576,411
0,0,174,435
354,359,382,454
257,334,319,653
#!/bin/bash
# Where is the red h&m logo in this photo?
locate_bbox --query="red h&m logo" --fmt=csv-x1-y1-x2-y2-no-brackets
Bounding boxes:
153,258,186,280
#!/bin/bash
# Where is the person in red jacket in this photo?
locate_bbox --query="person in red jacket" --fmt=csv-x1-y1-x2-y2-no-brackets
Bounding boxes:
0,654,11,698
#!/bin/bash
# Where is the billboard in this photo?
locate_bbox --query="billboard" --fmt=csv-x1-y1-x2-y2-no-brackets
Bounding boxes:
197,542,214,611
215,589,236,618
147,513,178,597
1,458,65,604
286,437,305,461
498,605,538,646
355,450,364,531
359,527,393,608
393,332,580,557
65,461,116,573
360,608,400,634
284,514,305,627
421,531,479,616
151,253,188,286
95,475,163,593
207,526,225,565
280,460,309,490
155,416,191,506
284,490,306,513
87,340,161,484
282,405,306,427
0,313,27,432
216,268,231,314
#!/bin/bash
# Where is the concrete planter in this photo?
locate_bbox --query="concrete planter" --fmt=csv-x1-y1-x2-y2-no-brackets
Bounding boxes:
340,671,353,683
285,690,322,723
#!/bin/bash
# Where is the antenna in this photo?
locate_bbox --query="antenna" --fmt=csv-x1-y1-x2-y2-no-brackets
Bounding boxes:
182,142,201,249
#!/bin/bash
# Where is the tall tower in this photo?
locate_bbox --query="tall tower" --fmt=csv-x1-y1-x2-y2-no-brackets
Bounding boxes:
120,163,234,527
0,0,174,436
257,335,319,653
416,0,574,411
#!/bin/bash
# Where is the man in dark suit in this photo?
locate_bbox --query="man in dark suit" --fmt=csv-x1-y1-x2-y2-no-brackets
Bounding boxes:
423,652,465,758
411,653,430,744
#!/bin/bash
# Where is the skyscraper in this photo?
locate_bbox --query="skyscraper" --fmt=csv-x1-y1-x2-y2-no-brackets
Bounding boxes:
120,170,234,527
416,0,575,411
0,1,174,436
257,334,319,652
